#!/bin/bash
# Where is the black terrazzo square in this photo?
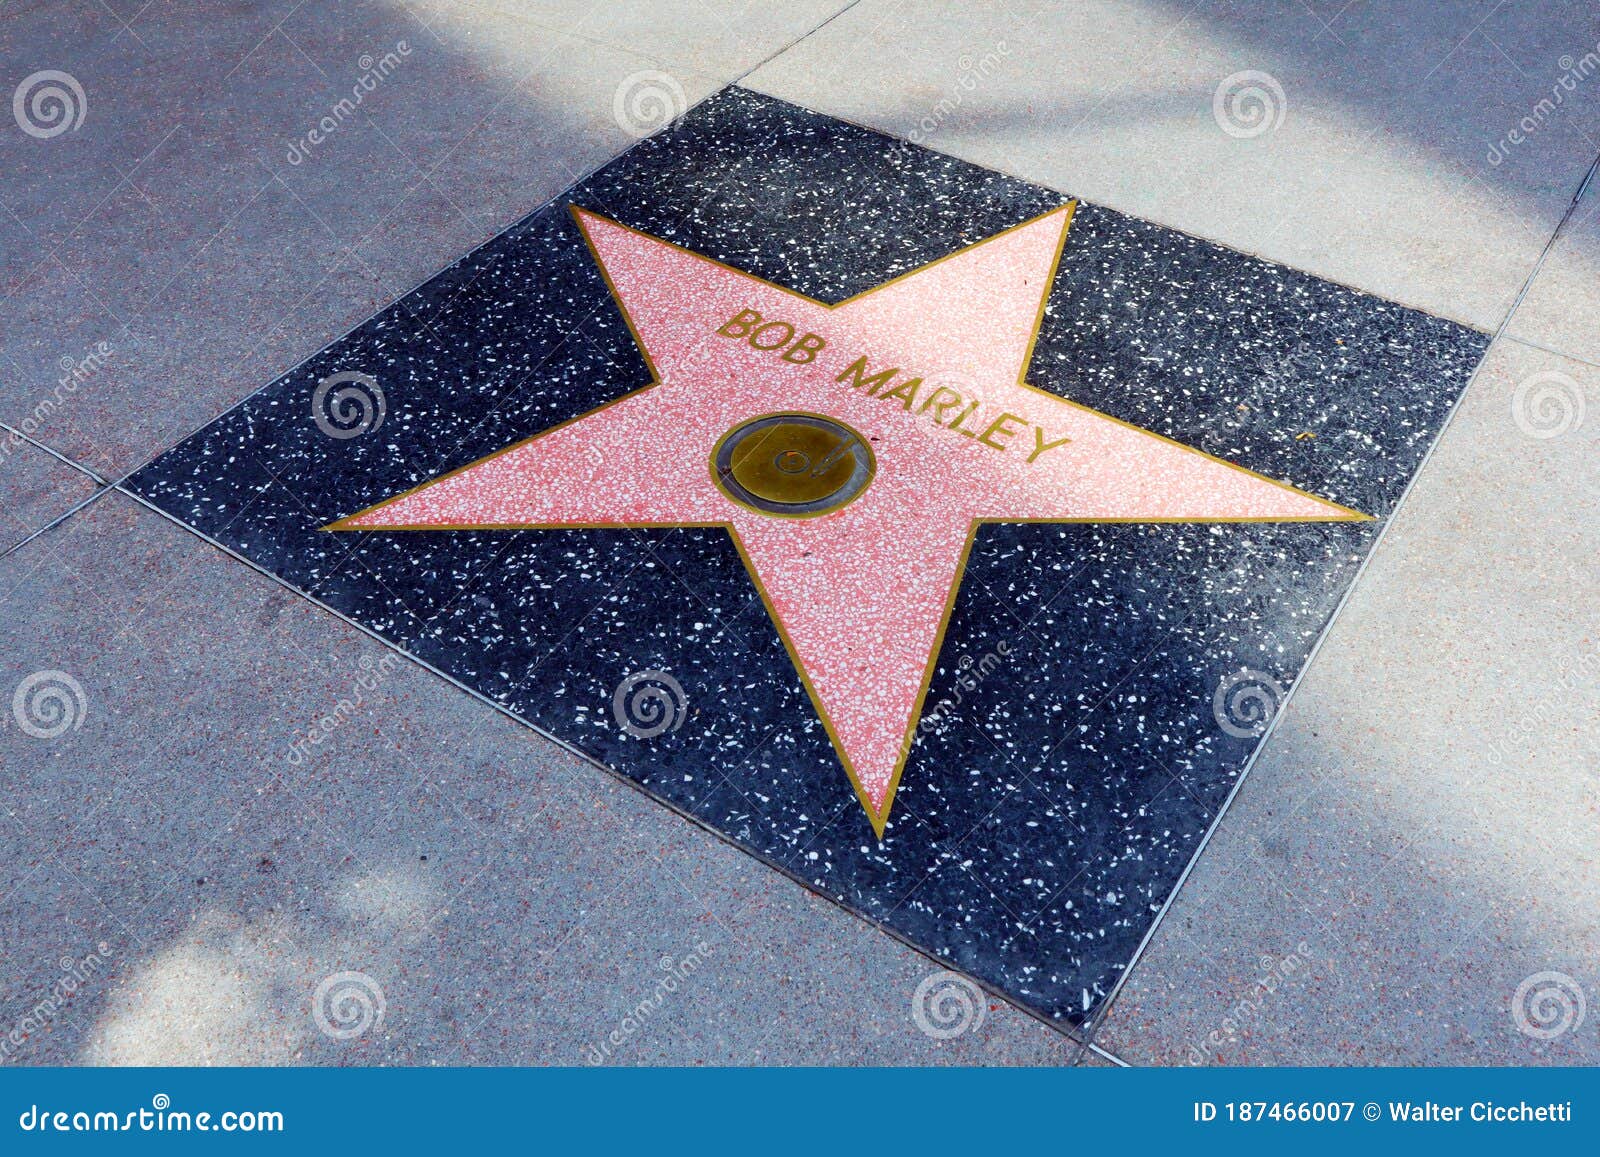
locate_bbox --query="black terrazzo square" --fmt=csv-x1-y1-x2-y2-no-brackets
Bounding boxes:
126,86,1489,1025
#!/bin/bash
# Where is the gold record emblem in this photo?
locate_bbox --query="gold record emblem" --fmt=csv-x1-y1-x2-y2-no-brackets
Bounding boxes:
711,413,875,517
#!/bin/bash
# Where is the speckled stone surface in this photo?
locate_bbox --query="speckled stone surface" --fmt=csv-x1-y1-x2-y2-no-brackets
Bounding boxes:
0,433,99,555
0,0,723,478
1093,338,1600,1065
1507,174,1600,367
408,0,861,81
744,0,1600,331
126,86,1490,1024
0,494,1088,1065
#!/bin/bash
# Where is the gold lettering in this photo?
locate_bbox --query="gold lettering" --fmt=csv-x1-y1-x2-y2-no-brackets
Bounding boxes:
917,386,965,425
1027,426,1072,463
836,356,898,396
977,412,1026,451
717,308,762,338
828,348,1068,465
948,400,981,438
782,333,826,364
749,320,795,350
877,376,923,411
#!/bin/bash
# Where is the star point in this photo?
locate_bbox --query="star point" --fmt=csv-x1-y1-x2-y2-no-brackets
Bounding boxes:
333,206,1365,834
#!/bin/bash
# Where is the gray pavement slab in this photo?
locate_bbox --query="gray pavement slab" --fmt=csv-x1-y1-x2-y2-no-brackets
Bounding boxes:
0,0,722,477
415,1,861,81
746,0,1600,329
0,492,1084,1064
0,433,98,557
1508,169,1600,368
1092,337,1600,1065
3,0,1595,1068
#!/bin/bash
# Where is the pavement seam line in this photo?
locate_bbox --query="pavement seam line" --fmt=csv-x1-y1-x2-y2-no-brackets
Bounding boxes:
1084,141,1600,1058
101,485,1107,1051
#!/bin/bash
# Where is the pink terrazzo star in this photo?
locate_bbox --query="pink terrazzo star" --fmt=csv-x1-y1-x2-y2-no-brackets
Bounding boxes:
333,204,1366,834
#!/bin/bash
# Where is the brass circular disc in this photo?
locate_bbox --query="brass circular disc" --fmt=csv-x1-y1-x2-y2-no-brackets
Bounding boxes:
711,413,875,517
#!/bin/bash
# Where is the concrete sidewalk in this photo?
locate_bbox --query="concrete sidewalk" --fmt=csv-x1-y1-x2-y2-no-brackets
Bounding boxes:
2,0,1596,1066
